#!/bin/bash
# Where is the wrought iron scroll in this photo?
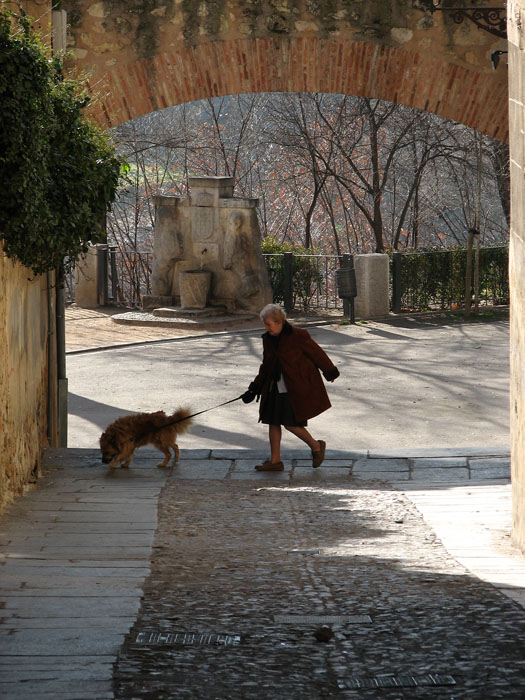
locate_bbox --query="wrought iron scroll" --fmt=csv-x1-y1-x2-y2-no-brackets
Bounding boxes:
419,3,506,39
444,7,506,38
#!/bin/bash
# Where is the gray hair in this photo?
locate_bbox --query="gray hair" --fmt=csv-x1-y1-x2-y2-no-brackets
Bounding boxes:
259,304,287,322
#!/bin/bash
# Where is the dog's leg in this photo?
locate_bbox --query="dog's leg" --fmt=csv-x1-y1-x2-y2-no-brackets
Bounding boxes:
120,445,135,468
173,442,180,463
157,449,171,468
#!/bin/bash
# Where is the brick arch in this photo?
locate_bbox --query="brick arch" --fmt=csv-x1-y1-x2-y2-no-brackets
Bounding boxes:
87,36,508,141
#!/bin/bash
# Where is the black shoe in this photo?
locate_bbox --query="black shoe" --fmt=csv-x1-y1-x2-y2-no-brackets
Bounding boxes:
312,440,326,468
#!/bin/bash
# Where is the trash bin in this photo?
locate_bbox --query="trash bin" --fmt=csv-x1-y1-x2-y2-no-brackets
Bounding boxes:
336,267,357,299
336,265,357,324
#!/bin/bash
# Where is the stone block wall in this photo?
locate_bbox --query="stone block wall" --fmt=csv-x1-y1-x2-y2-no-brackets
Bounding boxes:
508,0,525,550
0,251,50,513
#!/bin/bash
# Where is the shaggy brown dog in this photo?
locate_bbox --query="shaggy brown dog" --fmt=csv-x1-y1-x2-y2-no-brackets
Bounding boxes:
99,408,192,468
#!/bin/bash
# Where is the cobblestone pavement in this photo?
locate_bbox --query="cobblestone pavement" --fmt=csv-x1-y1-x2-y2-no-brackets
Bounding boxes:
111,449,525,700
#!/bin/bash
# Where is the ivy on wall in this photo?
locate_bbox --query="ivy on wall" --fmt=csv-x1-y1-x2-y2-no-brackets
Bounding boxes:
0,5,124,275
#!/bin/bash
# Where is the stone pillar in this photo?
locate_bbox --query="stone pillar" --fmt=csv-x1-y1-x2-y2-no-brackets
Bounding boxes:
354,253,390,319
74,247,99,308
508,1,525,551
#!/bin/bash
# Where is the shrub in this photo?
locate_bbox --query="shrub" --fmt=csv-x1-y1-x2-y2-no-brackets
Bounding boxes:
0,7,124,275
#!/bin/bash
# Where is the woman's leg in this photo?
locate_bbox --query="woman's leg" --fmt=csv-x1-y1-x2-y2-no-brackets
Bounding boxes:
269,424,282,463
284,425,320,452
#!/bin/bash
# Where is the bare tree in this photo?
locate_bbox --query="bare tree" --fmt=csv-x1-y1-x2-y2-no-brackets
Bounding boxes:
107,92,509,262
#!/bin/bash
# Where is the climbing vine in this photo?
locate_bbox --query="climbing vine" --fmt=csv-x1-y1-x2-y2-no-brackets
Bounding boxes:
0,4,124,275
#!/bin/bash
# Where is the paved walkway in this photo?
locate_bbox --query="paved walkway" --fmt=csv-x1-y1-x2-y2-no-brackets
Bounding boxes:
1,445,524,699
2,311,522,698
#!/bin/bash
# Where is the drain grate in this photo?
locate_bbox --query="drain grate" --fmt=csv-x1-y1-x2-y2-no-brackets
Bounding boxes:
274,614,372,625
135,631,241,647
338,674,456,690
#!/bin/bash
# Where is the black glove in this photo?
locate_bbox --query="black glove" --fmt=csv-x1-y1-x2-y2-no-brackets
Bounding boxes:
323,367,340,382
241,390,256,404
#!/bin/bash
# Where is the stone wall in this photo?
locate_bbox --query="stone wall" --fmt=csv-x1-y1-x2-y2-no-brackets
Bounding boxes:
508,0,525,551
0,251,50,513
62,0,509,140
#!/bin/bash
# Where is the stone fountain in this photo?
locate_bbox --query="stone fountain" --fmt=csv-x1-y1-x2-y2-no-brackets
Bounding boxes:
142,176,272,318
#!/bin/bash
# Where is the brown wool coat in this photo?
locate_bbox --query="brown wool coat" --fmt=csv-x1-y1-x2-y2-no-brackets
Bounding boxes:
249,322,340,423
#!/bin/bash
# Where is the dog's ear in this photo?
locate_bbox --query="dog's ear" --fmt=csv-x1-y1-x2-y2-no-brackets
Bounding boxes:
100,430,117,449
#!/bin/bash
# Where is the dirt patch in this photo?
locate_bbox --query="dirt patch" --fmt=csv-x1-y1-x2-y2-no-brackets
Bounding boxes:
65,305,264,352
65,305,348,352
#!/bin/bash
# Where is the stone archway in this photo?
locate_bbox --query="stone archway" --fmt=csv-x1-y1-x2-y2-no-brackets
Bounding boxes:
43,0,525,547
60,1,508,140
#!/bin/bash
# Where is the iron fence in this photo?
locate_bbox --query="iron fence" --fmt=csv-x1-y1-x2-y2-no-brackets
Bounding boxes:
63,248,154,306
68,249,347,312
63,265,75,304
107,248,154,306
262,253,345,312
68,247,509,314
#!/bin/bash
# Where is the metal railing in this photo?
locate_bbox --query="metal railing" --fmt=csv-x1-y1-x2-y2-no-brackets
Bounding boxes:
68,248,348,312
262,252,346,313
107,248,153,307
67,246,510,314
391,246,509,312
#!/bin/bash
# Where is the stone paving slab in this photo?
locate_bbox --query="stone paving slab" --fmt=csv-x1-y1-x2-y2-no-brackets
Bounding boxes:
0,558,149,568
368,446,510,458
411,467,470,482
0,655,113,677
1,629,127,656
0,595,142,616
54,512,157,524
28,546,153,559
0,454,170,700
12,522,157,534
295,459,352,468
291,467,353,481
231,458,268,471
470,470,510,481
230,469,292,480
0,564,148,578
171,460,232,478
404,484,524,596
1,534,155,549
0,573,145,590
0,681,114,700
353,471,411,481
1,616,138,629
353,458,410,472
469,457,511,468
413,457,468,468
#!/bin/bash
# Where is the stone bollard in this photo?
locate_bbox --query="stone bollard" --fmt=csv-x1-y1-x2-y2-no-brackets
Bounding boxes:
74,246,99,308
354,253,390,319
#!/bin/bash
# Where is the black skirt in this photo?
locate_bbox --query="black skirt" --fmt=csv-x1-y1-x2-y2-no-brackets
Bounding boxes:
260,383,307,427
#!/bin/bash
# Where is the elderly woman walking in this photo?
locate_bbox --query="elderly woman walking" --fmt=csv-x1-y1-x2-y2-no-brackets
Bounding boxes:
242,304,340,471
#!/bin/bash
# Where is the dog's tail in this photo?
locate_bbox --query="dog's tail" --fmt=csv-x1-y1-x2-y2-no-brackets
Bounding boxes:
168,406,193,432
